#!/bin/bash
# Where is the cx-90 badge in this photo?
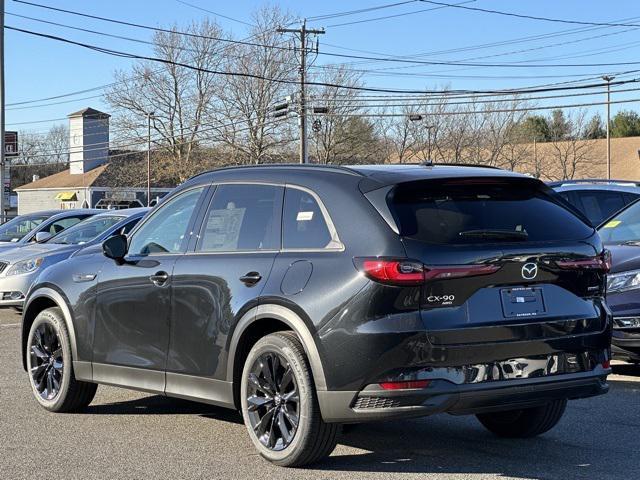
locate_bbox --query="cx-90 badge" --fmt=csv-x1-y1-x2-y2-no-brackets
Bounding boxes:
521,263,538,280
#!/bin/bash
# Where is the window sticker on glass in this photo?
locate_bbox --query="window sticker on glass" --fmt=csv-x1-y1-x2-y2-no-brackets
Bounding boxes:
202,207,246,250
296,211,314,222
603,220,621,229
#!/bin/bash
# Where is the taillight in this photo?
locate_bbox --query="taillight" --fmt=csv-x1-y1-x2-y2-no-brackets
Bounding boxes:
557,250,611,272
359,259,424,285
379,380,430,390
355,258,500,286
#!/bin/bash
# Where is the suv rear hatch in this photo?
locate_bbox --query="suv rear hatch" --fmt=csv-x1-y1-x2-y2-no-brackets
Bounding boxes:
377,176,609,347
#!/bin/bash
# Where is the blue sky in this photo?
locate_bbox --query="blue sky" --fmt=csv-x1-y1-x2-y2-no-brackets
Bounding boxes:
6,0,640,133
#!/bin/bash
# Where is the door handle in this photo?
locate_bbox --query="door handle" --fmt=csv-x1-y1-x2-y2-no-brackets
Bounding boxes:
150,271,169,286
240,272,262,286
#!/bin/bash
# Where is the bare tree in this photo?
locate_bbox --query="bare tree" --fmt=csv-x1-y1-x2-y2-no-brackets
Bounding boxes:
44,124,69,164
211,6,296,164
310,66,377,164
378,106,421,164
546,110,597,180
10,126,69,188
106,19,225,182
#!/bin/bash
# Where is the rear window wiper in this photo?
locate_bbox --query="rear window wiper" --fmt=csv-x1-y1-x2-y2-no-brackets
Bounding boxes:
459,229,529,240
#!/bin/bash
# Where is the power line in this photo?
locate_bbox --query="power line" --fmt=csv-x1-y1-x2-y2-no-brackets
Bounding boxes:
5,15,290,108
8,21,640,120
12,1,640,69
321,96,640,117
12,0,292,52
307,1,418,21
310,82,640,108
321,0,474,28
318,13,640,71
174,0,254,27
418,1,640,28
4,25,604,97
10,10,627,88
341,25,640,74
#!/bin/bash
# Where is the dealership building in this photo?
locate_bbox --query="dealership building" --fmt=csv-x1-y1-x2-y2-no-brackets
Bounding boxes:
15,107,172,214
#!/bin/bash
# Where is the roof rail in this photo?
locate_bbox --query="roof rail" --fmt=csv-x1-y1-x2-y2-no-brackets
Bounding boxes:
547,178,640,187
187,162,364,181
430,162,503,170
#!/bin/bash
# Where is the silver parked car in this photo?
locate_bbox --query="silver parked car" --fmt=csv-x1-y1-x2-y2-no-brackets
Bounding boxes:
0,209,101,252
0,208,148,308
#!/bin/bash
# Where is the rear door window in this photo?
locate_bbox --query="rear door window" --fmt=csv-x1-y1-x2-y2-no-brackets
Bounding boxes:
390,179,593,244
198,184,283,252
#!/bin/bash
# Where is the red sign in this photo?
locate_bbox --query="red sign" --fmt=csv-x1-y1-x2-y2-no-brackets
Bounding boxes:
5,131,18,157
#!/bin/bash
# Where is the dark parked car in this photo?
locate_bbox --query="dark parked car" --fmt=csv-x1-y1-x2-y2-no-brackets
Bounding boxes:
21,165,611,467
549,179,640,226
597,199,640,363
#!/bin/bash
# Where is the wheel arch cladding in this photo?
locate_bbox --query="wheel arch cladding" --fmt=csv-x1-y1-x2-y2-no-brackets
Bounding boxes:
228,304,328,409
22,288,77,371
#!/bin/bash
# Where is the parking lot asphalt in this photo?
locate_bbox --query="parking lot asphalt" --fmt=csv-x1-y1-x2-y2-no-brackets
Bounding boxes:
1,309,639,480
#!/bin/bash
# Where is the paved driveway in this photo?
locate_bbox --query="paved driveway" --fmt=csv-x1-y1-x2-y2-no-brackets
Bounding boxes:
1,310,638,480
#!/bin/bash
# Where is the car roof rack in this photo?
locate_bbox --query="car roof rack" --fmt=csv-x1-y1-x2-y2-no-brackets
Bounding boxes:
409,161,502,170
188,163,364,181
547,178,640,187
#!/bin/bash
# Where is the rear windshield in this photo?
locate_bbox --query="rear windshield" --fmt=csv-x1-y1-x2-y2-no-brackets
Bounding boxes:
390,178,593,245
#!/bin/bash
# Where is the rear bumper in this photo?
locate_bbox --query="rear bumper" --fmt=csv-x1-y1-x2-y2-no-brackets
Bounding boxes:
318,367,610,423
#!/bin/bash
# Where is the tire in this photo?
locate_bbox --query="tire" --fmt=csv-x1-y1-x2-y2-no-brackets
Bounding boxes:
26,307,98,412
240,331,340,467
476,399,567,438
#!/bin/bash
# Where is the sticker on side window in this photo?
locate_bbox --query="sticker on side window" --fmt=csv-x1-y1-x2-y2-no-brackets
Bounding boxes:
297,211,314,221
602,220,621,228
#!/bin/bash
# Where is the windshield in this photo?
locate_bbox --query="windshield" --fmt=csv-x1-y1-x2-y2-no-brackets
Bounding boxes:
390,178,594,245
48,215,124,245
0,214,50,243
597,200,640,244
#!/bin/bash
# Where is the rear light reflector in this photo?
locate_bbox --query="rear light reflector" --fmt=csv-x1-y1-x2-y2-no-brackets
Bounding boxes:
356,258,499,286
602,359,611,369
424,264,499,280
557,250,611,272
379,380,430,390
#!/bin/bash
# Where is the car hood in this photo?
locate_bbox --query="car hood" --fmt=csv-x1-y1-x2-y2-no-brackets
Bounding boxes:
0,240,26,250
0,242,77,265
608,244,640,273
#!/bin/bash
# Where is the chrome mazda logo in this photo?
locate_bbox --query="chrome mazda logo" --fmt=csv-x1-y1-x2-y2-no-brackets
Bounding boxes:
521,263,538,280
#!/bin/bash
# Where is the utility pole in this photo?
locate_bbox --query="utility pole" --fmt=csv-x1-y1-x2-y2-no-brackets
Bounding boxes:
277,20,324,164
602,75,614,180
0,0,6,222
146,112,154,207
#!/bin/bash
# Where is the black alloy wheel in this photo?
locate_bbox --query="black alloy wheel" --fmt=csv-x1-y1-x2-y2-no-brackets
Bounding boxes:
29,322,64,401
245,352,300,451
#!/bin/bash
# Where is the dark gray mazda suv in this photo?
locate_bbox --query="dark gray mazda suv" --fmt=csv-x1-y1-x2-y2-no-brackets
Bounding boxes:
21,164,612,466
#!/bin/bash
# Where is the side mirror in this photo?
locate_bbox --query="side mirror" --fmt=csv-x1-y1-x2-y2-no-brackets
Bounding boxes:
35,231,52,243
102,234,128,263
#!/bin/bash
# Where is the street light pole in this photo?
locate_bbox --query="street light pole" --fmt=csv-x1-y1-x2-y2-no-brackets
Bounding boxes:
0,0,6,222
602,75,614,180
146,112,154,207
